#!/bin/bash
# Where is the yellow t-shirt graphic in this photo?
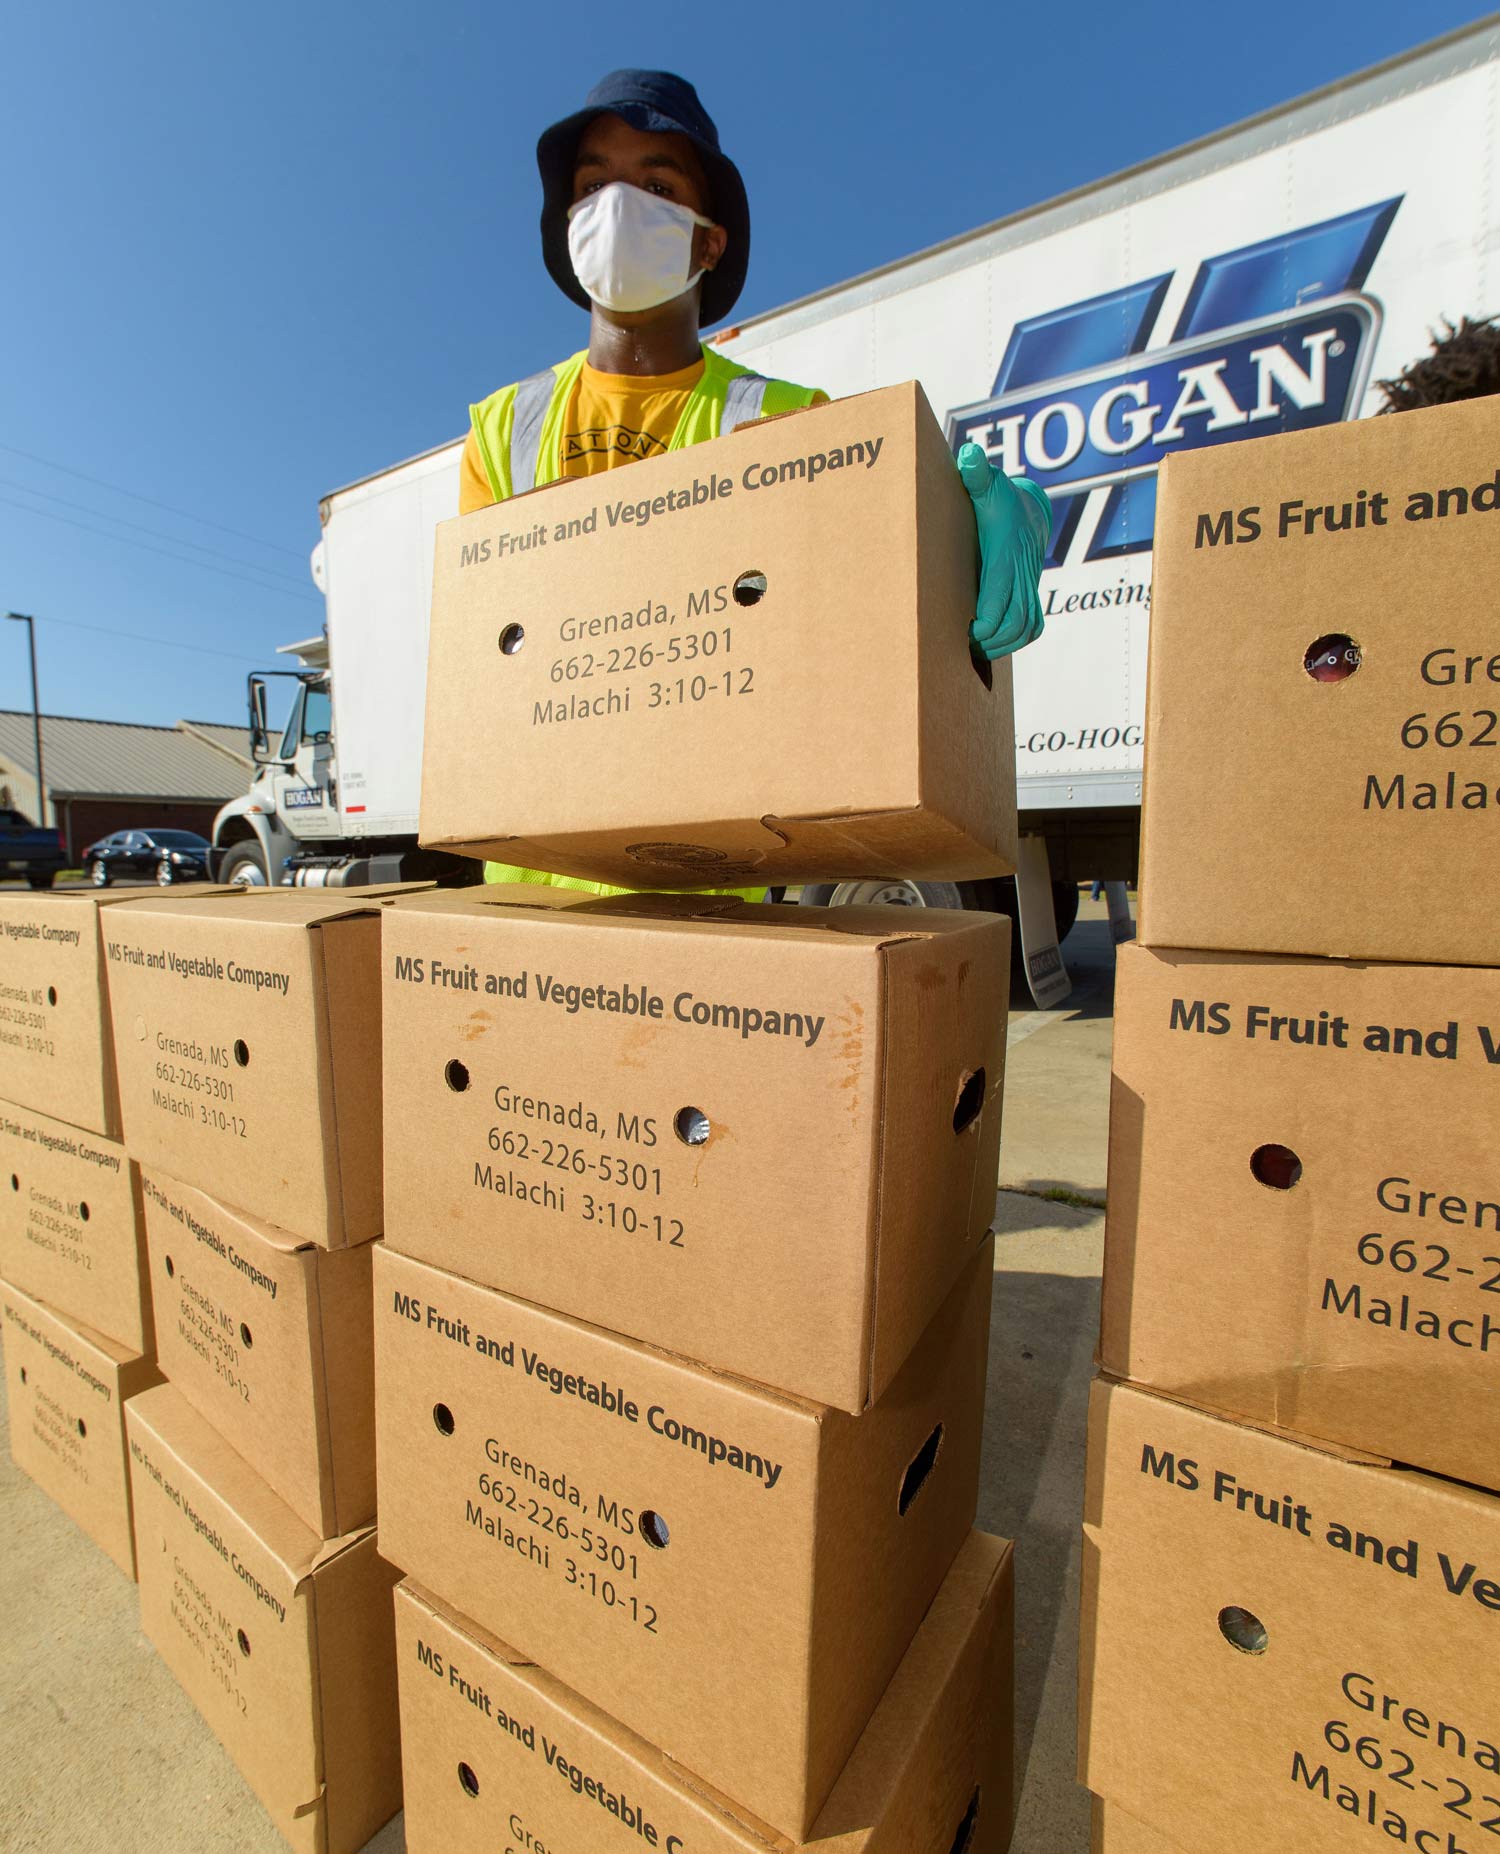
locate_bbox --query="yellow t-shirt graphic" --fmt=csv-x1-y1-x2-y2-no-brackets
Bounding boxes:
558,357,704,475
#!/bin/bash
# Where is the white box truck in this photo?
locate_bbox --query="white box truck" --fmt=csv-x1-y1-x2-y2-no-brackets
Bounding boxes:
213,17,1500,989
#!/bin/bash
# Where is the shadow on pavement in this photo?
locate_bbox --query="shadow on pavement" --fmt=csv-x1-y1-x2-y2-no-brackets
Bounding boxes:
981,1260,1100,1851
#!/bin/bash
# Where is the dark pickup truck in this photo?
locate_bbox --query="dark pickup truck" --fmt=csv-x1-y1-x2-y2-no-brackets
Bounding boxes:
1,809,69,889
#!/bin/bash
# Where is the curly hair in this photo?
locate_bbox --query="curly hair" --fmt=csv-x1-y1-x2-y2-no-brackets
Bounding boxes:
1378,315,1500,412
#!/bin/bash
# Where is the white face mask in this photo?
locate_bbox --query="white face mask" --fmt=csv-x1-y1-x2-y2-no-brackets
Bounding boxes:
567,181,713,313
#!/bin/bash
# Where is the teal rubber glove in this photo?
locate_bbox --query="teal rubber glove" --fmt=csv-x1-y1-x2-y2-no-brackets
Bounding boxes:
957,442,1053,659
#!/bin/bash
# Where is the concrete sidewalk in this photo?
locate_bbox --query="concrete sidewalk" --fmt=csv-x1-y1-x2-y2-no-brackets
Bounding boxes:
0,905,1120,1852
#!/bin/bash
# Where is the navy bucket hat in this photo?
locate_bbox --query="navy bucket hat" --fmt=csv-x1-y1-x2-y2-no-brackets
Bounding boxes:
537,69,750,327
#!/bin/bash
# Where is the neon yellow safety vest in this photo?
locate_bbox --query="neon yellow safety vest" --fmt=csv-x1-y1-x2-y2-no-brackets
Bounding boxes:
469,345,824,898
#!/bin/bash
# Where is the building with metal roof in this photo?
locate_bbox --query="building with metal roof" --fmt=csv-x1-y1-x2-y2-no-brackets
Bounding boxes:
0,710,251,860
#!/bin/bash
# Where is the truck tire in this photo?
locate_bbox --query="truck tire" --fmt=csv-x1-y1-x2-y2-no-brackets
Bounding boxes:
90,859,109,887
798,880,965,910
26,871,55,890
220,846,268,887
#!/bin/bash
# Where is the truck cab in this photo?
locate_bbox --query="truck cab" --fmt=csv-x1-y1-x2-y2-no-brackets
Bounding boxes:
211,638,335,885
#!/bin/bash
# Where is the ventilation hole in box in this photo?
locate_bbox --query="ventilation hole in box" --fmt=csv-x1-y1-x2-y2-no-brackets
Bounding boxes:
9,1174,17,1192
1218,1605,1268,1655
19,1367,27,1385
233,1039,250,1068
239,1322,254,1349
952,1069,986,1134
46,987,57,1007
78,1202,90,1223
458,1762,480,1798
1304,633,1361,683
445,1059,471,1094
76,1418,87,1438
640,1510,670,1550
949,1786,982,1854
432,1402,456,1437
237,1629,252,1658
165,1255,175,1279
1250,1144,1302,1191
732,570,767,607
674,1106,710,1147
899,1423,943,1516
498,624,526,655
968,636,994,691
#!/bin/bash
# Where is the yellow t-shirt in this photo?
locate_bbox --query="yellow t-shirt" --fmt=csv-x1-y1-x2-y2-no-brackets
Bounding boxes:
460,358,703,513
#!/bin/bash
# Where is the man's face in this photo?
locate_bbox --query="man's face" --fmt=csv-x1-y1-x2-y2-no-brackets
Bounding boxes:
573,113,727,280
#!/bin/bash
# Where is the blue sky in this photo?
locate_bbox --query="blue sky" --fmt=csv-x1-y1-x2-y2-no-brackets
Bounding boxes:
0,1,1492,728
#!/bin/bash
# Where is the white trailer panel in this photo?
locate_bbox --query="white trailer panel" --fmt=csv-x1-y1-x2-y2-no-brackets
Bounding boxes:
318,439,460,836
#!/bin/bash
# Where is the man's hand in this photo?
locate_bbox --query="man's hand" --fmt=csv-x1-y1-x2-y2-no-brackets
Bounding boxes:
957,442,1053,660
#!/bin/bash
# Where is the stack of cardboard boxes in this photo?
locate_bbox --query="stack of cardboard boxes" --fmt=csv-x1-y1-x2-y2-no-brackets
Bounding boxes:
0,889,173,1577
1082,397,1500,1851
101,887,416,1854
374,385,1021,1852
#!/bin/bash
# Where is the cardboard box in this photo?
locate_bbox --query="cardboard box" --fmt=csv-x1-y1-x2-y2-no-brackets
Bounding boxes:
395,1528,1015,1854
1140,396,1500,965
2,1277,157,1576
103,890,398,1247
1091,1798,1186,1853
126,1382,402,1854
141,1167,375,1536
382,885,1009,1411
0,887,230,1135
1081,1377,1500,1853
0,1098,152,1353
374,1237,993,1839
420,382,1016,887
1103,942,1500,1490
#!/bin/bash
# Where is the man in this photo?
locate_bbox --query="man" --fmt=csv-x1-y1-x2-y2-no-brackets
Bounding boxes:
461,69,1051,890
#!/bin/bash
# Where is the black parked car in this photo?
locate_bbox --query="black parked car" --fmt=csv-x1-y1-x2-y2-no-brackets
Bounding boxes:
0,808,68,888
82,829,212,886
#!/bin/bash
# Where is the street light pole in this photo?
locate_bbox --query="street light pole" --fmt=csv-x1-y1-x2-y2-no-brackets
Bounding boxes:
5,614,46,827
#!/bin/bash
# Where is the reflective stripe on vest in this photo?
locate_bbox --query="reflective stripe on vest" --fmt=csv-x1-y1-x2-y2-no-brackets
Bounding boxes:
509,368,556,497
720,370,769,435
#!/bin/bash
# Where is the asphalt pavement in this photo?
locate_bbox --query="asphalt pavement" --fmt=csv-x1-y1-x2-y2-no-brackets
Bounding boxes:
0,898,1120,1852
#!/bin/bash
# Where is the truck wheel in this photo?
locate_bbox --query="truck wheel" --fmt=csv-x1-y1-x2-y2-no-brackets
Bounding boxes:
798,880,965,910
220,846,268,887
26,871,55,890
90,860,109,887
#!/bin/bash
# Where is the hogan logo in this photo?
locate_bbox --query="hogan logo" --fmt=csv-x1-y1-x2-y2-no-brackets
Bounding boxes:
947,197,1402,564
949,300,1376,496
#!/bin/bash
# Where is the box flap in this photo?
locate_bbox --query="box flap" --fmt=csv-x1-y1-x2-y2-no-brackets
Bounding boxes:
0,884,234,919
114,888,404,930
383,1247,827,1417
385,882,993,947
127,1381,362,1584
141,1164,318,1258
1092,1371,1392,1470
2,1271,144,1370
